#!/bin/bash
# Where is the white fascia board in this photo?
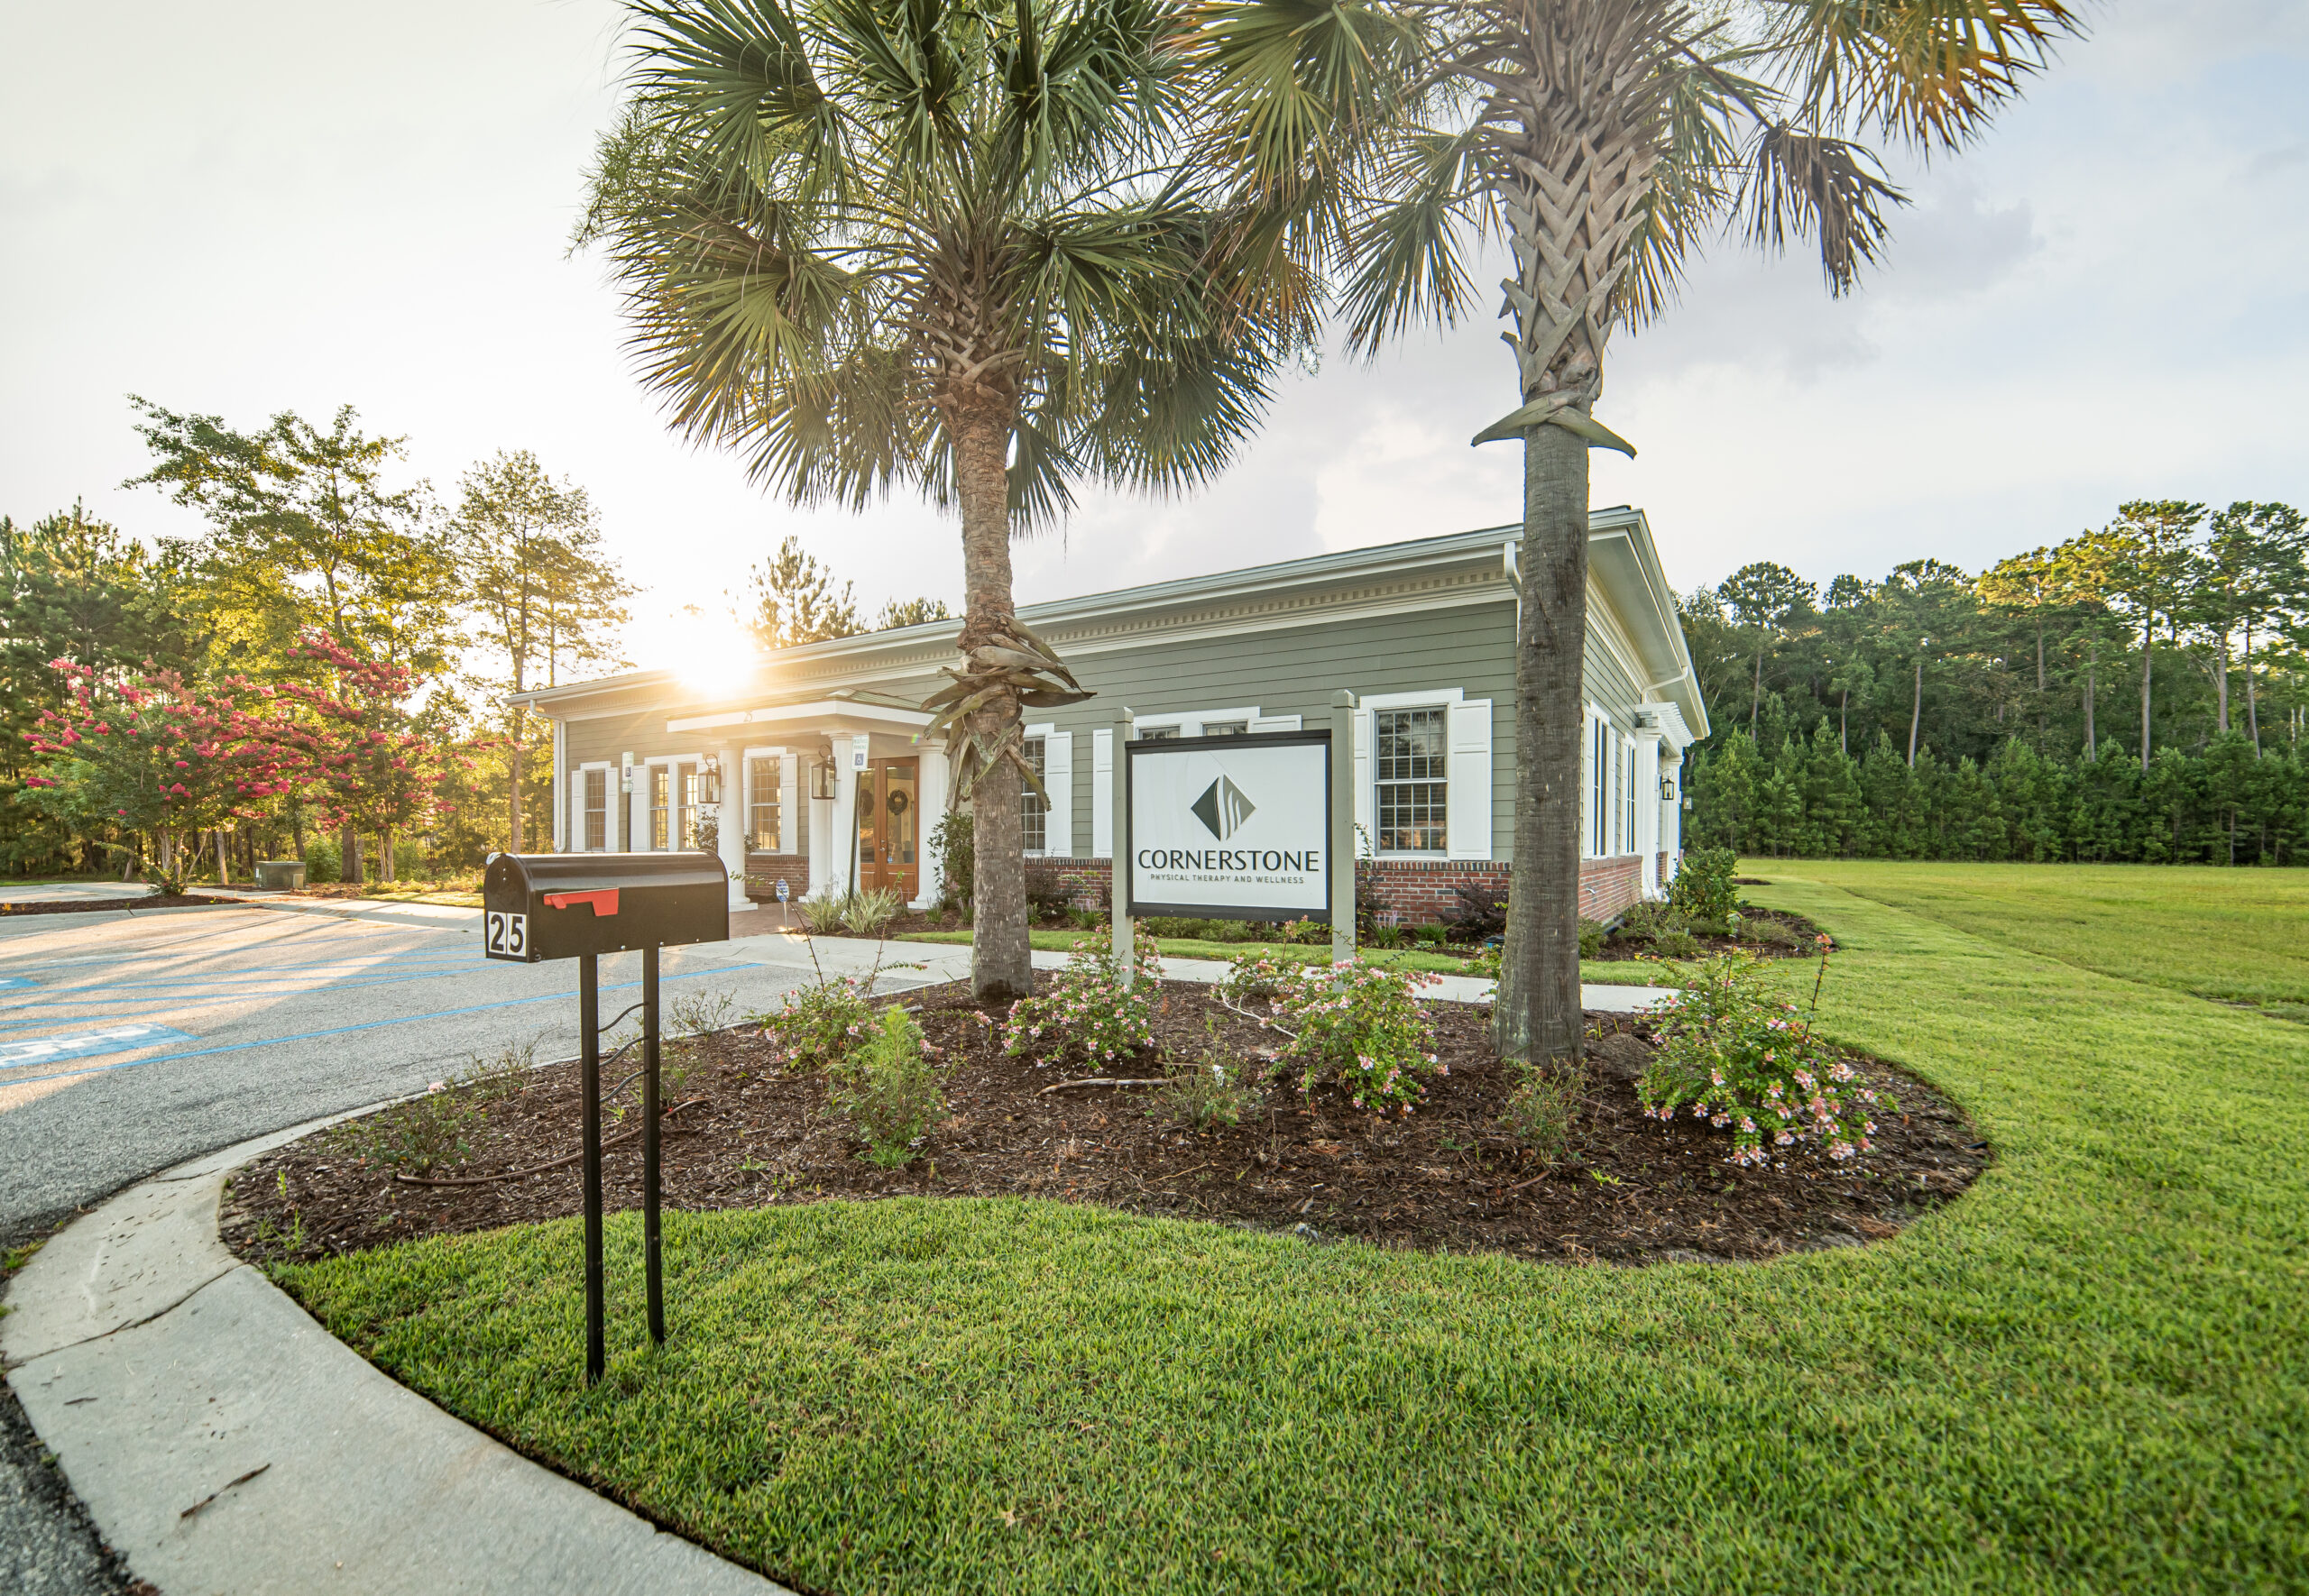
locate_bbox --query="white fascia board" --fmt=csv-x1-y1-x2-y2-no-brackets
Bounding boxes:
667,701,934,735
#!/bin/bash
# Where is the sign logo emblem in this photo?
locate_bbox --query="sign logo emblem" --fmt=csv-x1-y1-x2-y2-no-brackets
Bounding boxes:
1190,775,1256,841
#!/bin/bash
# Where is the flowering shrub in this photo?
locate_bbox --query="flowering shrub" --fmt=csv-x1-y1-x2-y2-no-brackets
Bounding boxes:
754,976,875,1069
1637,948,1878,1166
1215,949,1296,1006
1002,938,1164,1068
830,1006,943,1167
1233,958,1444,1115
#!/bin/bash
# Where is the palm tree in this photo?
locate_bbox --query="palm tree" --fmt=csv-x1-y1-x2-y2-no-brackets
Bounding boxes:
578,0,1309,1000
1191,0,2082,1065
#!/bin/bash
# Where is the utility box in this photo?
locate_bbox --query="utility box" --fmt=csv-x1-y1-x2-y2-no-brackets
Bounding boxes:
254,859,308,892
481,852,729,964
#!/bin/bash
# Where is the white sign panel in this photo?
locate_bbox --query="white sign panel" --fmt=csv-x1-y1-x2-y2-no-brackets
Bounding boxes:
1126,731,1329,920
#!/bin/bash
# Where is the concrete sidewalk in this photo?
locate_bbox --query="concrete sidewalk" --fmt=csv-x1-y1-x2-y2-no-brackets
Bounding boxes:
3,1119,790,1596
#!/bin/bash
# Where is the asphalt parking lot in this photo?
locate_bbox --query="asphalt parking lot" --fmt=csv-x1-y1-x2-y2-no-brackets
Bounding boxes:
0,900,852,1235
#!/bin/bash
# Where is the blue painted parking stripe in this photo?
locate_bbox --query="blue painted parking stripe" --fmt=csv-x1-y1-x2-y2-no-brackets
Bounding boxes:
0,977,32,991
0,960,777,1089
0,1023,200,1067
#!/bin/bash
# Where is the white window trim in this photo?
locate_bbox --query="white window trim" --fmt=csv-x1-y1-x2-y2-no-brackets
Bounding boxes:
575,761,612,852
1370,701,1453,859
640,755,704,851
742,744,788,855
1129,704,1271,738
1021,722,1054,857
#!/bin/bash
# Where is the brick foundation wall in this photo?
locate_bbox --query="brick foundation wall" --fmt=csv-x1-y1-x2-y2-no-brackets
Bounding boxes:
989,854,1666,926
741,854,809,900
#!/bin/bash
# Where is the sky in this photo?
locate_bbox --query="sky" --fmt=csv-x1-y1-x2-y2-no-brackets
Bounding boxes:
5,1,2305,674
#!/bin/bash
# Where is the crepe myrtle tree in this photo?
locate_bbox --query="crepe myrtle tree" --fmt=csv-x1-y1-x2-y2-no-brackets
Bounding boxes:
575,0,1311,1000
268,633,453,884
1191,0,2082,1064
23,661,294,883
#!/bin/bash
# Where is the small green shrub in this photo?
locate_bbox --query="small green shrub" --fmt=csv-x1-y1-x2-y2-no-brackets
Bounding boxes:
1578,919,1607,959
841,886,904,937
1742,916,1801,949
1652,929,1703,959
1003,939,1164,1068
930,811,973,908
1499,1060,1585,1161
1364,925,1405,949
830,1007,943,1167
1615,901,1667,940
1159,1017,1263,1129
1216,949,1297,1006
1668,847,1741,931
1249,959,1445,1115
339,1085,476,1175
302,836,342,884
1280,916,1328,946
1639,949,1878,1166
796,893,850,935
754,977,875,1069
1409,923,1449,947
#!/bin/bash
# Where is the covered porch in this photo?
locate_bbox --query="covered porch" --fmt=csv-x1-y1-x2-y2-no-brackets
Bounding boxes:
665,695,950,914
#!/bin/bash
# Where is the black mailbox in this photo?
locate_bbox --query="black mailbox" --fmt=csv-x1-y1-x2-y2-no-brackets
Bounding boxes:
482,851,729,963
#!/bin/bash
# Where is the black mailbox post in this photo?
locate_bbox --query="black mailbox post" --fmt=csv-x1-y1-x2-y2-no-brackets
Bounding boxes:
482,851,729,1384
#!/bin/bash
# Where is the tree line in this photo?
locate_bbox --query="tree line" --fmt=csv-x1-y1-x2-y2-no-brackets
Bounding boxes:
1680,499,2309,865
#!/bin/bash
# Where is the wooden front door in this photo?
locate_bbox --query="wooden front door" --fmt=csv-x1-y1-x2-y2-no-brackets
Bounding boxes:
855,758,920,901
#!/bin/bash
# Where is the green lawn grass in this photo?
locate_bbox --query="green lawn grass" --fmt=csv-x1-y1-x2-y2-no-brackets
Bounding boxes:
895,927,1683,986
1740,859,2309,1022
274,866,2309,1593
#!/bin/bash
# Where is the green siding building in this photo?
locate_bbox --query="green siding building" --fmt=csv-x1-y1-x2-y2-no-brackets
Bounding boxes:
513,509,1707,925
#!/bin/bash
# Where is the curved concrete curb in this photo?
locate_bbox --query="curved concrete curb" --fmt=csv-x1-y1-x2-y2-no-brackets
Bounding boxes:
3,1114,790,1596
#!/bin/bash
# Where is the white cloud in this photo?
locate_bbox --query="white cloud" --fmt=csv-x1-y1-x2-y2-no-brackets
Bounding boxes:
2,0,2304,676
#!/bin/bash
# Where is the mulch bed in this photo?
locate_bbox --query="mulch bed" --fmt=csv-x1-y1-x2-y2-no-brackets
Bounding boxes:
225,978,1984,1270
1584,905,1830,964
0,893,238,916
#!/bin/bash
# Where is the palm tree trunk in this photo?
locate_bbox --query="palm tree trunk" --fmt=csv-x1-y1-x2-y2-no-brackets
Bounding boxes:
952,409,1030,1003
1494,423,1587,1068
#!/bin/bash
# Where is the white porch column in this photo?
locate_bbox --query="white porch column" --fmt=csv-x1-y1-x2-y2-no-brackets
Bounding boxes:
611,754,630,850
715,742,750,909
626,756,649,851
914,744,949,910
550,720,566,851
1633,726,1664,898
825,734,863,899
1660,750,1687,879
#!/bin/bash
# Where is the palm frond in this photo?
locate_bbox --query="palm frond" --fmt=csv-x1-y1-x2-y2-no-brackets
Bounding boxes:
1762,0,2082,149
1734,121,1907,293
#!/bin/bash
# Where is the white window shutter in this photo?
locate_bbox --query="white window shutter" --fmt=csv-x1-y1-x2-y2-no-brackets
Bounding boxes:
1090,729,1113,858
1352,707,1373,848
1249,714,1302,732
1446,699,1493,860
1043,731,1073,857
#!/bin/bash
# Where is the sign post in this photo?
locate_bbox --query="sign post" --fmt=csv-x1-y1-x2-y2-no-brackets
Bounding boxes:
1122,727,1333,927
1331,691,1357,968
1111,711,1135,986
480,850,728,1386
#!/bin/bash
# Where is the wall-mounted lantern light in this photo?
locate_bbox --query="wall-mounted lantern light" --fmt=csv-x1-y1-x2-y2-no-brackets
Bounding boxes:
699,754,723,804
1659,776,1679,802
810,758,840,801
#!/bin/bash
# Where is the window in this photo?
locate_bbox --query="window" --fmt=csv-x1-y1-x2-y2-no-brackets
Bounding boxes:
583,768,606,850
678,764,701,848
1590,717,1608,858
1137,726,1180,741
1020,735,1047,853
649,766,671,849
1375,706,1447,853
748,757,780,852
1201,720,1247,737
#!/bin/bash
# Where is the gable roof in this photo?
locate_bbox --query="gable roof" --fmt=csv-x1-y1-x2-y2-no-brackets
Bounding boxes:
512,508,1708,737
